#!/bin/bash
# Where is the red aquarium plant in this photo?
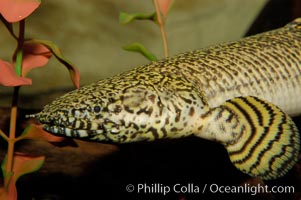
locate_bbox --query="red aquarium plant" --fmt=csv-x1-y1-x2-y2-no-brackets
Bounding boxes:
0,0,80,199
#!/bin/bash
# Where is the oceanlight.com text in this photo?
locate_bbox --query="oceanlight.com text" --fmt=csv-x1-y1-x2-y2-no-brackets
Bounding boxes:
125,183,294,196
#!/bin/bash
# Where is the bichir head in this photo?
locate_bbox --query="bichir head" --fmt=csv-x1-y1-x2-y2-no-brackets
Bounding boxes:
31,69,209,143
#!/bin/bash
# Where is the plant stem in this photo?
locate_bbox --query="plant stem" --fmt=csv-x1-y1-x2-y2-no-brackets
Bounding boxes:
5,87,19,188
153,0,169,57
4,19,25,188
0,129,8,141
15,20,25,76
0,15,18,40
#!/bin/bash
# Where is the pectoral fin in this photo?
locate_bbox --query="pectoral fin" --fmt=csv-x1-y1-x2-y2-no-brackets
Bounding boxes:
196,96,300,180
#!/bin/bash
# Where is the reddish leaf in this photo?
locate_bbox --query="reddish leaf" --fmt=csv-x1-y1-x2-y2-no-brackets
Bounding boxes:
0,188,8,199
1,153,44,200
20,124,66,142
19,41,52,76
2,153,45,181
28,39,80,88
156,0,174,19
0,185,17,200
0,0,41,23
11,153,45,181
0,59,32,86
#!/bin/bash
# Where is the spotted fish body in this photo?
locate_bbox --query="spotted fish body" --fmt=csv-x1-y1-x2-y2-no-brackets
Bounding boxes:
32,19,301,180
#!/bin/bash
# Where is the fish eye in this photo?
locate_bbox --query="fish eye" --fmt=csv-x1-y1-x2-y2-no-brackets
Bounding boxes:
94,106,101,113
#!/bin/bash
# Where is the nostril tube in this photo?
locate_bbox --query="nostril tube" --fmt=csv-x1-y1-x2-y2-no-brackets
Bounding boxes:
25,113,40,119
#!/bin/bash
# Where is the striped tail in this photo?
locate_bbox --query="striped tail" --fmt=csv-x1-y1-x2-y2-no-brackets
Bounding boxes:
196,96,300,180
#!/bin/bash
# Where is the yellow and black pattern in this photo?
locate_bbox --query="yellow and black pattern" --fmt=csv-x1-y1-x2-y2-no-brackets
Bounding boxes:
29,18,301,180
222,96,300,180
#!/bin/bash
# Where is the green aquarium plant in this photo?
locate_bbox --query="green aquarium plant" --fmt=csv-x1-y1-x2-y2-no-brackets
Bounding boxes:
119,0,174,60
0,0,80,199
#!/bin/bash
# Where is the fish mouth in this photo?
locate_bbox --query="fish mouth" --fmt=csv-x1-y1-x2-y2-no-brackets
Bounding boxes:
27,111,105,140
42,124,110,141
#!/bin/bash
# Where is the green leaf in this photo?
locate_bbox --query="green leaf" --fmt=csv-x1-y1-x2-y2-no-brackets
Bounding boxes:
26,39,80,88
119,12,156,24
122,42,157,61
